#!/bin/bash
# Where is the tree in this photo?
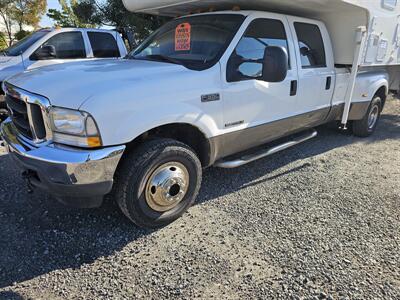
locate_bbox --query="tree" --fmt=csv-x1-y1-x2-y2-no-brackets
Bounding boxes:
0,32,8,50
0,0,46,46
0,0,16,46
13,0,47,32
74,0,169,43
47,0,97,28
15,29,31,41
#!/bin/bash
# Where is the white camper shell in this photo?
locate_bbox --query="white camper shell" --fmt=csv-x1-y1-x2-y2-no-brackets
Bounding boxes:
123,0,400,67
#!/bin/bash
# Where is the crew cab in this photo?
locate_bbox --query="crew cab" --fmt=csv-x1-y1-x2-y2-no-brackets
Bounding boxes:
0,28,128,122
0,11,389,228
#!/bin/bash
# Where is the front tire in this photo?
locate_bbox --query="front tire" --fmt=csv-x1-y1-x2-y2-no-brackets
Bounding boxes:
352,96,382,137
113,138,202,229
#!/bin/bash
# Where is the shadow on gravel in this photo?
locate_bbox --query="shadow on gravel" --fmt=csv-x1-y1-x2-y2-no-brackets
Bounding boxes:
0,291,24,300
0,109,398,288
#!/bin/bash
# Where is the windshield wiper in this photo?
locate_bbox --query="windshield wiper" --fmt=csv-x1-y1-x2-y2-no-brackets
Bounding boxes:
140,54,185,66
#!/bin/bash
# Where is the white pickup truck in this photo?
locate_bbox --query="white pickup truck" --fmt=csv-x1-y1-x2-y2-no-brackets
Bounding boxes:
0,28,127,122
0,9,393,228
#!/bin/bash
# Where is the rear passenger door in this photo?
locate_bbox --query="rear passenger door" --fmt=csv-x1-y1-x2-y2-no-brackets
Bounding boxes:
287,17,335,127
87,32,121,59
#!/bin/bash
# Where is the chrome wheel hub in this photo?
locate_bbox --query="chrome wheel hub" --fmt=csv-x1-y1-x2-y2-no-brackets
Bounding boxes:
368,105,379,129
145,162,189,212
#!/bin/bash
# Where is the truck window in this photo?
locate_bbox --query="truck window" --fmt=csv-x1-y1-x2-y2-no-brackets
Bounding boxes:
88,32,120,58
40,32,86,59
130,14,245,70
2,30,49,57
228,18,290,80
294,22,326,68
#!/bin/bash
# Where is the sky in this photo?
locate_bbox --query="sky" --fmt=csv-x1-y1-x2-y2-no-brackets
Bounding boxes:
40,0,62,28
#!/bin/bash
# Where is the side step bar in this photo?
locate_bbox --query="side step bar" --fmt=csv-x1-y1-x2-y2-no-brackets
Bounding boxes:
215,129,318,169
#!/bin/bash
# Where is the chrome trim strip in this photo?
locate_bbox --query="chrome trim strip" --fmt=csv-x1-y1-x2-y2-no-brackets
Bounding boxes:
4,82,52,145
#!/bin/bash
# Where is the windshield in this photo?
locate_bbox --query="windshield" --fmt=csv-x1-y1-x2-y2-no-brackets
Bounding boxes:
129,14,245,70
3,30,49,56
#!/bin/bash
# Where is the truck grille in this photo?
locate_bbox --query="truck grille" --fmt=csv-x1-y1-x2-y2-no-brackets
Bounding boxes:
5,88,47,141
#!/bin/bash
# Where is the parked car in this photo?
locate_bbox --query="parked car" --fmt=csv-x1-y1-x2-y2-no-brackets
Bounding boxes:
0,28,128,122
0,3,397,228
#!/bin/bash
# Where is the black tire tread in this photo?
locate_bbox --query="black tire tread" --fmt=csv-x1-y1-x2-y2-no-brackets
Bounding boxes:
352,96,382,137
113,138,202,228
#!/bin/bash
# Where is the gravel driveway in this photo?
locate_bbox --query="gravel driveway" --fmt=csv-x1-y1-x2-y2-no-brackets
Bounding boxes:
0,98,399,300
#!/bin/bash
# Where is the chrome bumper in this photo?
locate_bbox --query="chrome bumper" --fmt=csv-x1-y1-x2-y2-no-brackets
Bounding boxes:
0,119,125,207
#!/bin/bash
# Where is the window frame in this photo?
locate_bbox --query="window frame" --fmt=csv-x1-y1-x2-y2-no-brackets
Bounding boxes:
226,17,291,83
87,31,121,58
293,22,327,69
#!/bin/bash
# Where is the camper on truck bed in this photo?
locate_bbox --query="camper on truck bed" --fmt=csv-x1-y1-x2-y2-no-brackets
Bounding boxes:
0,28,127,123
1,0,399,228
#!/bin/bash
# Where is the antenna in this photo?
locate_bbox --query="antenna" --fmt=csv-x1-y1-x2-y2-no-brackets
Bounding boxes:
20,51,26,70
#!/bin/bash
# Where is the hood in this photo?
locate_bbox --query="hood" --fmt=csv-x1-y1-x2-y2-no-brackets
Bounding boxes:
0,56,13,64
6,58,188,109
0,56,23,81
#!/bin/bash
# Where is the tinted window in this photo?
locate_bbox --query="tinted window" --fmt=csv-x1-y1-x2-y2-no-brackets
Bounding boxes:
88,32,120,58
3,30,49,56
41,32,86,59
228,18,289,80
294,23,326,68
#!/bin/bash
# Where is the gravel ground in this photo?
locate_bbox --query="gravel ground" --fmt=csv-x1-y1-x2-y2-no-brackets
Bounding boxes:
0,98,399,300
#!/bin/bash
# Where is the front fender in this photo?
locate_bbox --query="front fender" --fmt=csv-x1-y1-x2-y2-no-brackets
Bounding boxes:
81,97,223,146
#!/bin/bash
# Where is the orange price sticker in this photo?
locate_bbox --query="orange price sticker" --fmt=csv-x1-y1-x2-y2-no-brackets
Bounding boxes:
175,23,191,51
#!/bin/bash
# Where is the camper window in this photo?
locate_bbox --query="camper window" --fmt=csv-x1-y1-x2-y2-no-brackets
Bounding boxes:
294,22,326,69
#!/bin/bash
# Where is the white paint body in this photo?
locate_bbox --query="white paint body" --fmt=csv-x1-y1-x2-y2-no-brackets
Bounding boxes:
0,28,127,83
6,11,389,148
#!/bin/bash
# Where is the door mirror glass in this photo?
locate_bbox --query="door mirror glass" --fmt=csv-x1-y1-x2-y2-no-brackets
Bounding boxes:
32,45,56,60
238,61,263,78
261,46,288,82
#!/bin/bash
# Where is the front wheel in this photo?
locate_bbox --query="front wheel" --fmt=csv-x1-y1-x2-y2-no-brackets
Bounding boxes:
113,138,202,228
352,96,382,137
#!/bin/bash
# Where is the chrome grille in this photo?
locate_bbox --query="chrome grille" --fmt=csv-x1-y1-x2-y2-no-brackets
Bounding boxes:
4,83,51,143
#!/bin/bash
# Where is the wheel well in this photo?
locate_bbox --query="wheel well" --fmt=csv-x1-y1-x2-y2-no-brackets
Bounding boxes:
375,86,387,111
125,123,212,167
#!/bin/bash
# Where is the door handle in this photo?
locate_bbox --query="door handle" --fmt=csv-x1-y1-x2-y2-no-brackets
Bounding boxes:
326,76,332,90
290,80,297,96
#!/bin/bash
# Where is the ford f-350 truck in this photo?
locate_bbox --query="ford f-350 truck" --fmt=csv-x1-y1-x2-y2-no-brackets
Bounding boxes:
0,5,396,228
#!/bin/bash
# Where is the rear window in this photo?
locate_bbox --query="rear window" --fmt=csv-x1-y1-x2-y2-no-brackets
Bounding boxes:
88,32,120,58
294,22,326,68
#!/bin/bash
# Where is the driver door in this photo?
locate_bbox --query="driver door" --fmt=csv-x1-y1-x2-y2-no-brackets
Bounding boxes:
220,14,300,157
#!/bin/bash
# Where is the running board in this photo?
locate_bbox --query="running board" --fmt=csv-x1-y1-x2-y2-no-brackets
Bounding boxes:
215,129,318,169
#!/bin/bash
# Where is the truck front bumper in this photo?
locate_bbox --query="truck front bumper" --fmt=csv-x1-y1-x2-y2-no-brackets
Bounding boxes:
0,119,125,208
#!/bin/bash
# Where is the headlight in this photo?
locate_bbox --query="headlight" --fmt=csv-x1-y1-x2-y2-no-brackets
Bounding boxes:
50,107,102,148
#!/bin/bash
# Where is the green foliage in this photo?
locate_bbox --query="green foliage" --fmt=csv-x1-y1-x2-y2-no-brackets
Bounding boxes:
47,0,96,28
0,0,46,46
0,32,8,50
74,0,170,42
13,0,47,30
15,29,31,40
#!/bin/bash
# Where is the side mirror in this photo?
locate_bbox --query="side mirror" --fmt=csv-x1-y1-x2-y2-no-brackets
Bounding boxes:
261,46,288,83
32,45,57,60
